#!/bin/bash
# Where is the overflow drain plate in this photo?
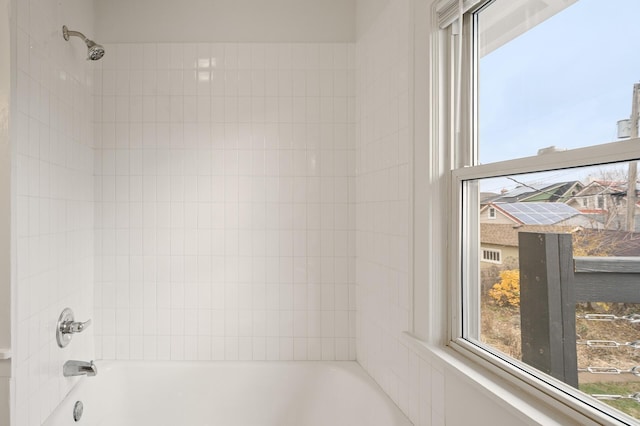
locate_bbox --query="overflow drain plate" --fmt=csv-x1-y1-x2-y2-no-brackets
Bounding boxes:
73,401,83,422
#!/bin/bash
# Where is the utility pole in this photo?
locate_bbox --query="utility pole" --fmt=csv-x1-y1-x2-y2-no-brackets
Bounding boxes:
626,84,639,232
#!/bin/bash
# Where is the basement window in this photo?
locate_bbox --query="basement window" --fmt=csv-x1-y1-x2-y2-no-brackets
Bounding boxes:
480,248,501,264
440,0,640,424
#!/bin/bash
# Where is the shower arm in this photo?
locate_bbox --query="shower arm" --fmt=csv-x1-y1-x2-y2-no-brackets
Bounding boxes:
62,26,88,42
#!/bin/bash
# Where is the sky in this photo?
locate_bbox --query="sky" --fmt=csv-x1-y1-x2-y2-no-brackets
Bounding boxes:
478,0,640,192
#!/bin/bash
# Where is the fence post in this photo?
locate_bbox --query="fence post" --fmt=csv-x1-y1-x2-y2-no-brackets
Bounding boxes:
519,232,578,388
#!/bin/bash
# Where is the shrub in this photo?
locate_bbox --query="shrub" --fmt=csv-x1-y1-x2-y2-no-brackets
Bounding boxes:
489,269,520,307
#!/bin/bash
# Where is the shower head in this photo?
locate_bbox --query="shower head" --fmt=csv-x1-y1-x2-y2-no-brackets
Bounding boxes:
85,39,106,61
62,25,105,61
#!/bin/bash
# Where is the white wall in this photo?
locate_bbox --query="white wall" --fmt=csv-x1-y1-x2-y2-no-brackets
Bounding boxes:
93,42,356,362
95,0,356,43
0,0,10,422
12,0,96,424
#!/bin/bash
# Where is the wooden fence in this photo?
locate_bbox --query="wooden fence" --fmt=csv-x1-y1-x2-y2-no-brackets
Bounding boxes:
518,232,640,388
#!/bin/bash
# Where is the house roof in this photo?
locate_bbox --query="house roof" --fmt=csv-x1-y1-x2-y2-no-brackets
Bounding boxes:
481,223,576,247
480,192,499,203
484,181,582,204
481,224,640,256
521,181,582,202
574,180,640,196
494,202,582,225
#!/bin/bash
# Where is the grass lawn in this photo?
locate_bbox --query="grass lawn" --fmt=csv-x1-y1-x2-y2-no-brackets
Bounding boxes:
579,382,640,420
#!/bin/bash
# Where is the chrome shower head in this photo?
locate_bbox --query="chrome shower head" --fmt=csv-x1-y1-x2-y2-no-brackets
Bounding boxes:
85,39,105,61
62,25,105,61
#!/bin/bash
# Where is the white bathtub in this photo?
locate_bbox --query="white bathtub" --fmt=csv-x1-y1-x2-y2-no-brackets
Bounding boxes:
44,361,413,426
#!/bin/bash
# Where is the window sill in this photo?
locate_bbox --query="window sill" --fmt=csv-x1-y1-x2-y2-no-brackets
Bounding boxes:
401,332,631,426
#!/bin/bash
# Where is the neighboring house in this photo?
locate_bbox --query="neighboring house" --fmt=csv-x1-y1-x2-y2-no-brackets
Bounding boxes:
565,180,640,231
479,202,600,270
483,181,583,204
479,223,576,271
480,222,640,298
479,181,639,282
481,224,640,272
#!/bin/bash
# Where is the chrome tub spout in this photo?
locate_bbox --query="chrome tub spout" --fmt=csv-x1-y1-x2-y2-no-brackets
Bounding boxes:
63,360,97,377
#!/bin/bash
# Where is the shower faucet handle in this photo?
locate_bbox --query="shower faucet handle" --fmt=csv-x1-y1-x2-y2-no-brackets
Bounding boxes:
62,318,92,334
56,308,92,348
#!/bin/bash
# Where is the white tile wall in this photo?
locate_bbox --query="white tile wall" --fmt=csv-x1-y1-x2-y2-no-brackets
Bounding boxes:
94,42,356,361
355,1,444,425
13,0,96,424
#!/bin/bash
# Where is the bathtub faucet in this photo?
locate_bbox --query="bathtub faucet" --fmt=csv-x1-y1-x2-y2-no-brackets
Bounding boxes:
63,360,98,377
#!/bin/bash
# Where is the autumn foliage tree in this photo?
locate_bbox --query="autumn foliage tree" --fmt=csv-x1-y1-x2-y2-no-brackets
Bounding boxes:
489,269,520,307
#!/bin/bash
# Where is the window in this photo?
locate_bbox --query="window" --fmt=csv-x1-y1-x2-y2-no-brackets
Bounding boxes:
487,207,496,219
441,0,640,423
481,248,501,264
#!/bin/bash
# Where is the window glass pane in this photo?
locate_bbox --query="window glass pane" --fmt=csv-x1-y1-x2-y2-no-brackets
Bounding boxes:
472,161,640,420
477,0,640,164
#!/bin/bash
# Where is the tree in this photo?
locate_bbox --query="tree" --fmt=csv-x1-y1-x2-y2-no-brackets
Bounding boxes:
489,269,520,307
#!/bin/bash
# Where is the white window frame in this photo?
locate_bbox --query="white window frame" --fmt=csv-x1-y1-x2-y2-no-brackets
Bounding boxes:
487,207,496,219
436,1,640,424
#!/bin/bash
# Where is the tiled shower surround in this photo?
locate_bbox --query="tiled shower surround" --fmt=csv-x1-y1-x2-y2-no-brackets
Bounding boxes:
356,1,444,424
13,0,96,423
93,43,356,361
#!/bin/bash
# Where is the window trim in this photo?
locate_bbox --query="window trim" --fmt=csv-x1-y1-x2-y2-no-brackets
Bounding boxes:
451,146,640,426
454,139,640,182
441,1,640,424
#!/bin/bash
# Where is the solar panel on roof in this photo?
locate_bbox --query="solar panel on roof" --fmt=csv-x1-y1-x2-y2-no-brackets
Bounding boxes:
496,202,580,225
